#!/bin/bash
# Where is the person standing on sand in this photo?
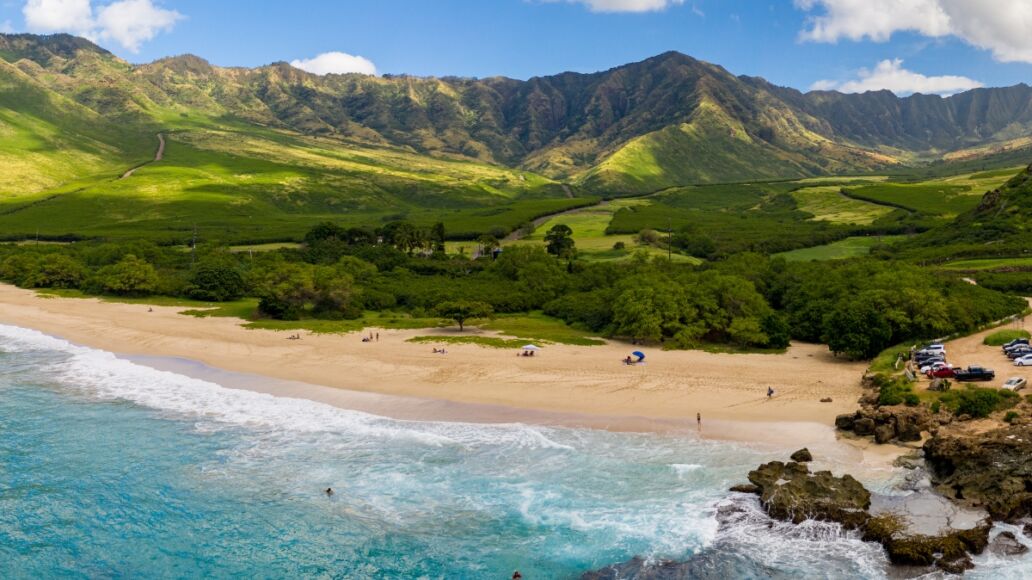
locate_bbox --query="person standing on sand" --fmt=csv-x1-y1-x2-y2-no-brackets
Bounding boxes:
697,412,701,427
767,387,774,399
376,332,379,341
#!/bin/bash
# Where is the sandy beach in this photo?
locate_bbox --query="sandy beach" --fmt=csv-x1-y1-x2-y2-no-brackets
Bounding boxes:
0,284,870,425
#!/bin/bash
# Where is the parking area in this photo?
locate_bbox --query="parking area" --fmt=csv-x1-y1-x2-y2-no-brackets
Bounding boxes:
915,314,1032,392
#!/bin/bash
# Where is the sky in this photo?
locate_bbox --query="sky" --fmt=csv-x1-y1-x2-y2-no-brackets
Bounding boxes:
2,0,1032,96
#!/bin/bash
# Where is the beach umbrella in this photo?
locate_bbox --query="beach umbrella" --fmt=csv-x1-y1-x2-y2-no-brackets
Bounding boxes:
632,351,645,361
522,344,541,351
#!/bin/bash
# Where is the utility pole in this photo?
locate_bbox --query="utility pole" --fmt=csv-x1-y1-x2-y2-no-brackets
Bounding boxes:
667,217,672,262
191,224,197,268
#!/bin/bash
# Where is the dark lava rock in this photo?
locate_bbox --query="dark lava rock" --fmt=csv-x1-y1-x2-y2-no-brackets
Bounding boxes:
874,424,896,444
1024,522,1032,538
746,460,870,529
835,413,855,431
854,417,877,436
863,514,991,572
789,448,813,462
896,419,923,443
989,531,1029,556
729,483,759,494
924,425,1032,520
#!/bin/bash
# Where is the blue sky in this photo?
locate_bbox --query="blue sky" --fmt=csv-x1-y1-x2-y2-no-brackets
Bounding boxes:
3,0,1031,95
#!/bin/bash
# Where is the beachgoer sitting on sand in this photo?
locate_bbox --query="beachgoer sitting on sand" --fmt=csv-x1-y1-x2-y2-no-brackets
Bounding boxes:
148,307,153,312
624,356,633,365
362,337,370,342
325,488,334,496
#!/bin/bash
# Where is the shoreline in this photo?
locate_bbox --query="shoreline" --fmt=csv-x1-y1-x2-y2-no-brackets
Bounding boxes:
128,352,905,475
0,284,869,425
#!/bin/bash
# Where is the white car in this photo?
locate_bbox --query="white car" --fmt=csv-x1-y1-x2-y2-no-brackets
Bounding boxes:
1014,355,1032,367
1003,377,1028,391
920,361,951,374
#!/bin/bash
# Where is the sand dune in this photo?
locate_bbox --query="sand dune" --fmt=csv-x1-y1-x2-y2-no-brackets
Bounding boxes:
0,284,867,424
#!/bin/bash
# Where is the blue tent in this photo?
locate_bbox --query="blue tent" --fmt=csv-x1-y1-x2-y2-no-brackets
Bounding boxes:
632,351,645,361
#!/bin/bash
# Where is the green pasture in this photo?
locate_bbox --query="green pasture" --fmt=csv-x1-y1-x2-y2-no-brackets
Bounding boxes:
777,236,906,262
790,186,893,224
939,257,1032,271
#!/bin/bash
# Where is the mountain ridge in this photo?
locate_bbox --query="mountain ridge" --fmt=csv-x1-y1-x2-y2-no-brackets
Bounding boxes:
4,33,1032,195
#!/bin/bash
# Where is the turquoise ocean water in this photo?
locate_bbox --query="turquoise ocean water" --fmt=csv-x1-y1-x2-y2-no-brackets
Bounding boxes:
0,324,1028,578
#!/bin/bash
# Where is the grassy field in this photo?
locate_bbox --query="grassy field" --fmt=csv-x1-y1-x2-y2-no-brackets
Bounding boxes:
790,186,893,224
777,235,906,262
0,128,591,243
501,197,701,262
843,169,1017,217
939,257,1032,271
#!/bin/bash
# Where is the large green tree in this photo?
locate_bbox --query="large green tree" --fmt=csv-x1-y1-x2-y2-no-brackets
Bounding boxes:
544,224,576,259
434,300,493,331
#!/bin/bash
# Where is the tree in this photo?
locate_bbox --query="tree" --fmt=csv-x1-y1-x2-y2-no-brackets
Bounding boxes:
434,300,493,331
823,298,892,359
432,222,446,253
544,224,575,258
254,262,316,320
95,254,159,296
188,259,246,302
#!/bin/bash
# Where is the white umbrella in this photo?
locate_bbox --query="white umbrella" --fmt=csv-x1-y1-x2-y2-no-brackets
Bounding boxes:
521,344,541,351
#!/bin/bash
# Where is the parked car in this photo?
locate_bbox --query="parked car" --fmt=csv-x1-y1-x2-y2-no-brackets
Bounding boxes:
919,344,946,353
1014,354,1032,367
1004,343,1031,353
927,366,956,379
953,366,996,382
1003,338,1030,350
1003,377,1028,391
916,350,945,363
920,361,952,374
1007,348,1032,359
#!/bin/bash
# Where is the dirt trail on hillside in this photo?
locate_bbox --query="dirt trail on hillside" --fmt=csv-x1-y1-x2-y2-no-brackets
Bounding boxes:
120,133,165,179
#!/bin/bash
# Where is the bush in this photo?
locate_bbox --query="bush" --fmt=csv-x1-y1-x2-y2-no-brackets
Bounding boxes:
930,401,941,414
187,261,247,301
1005,411,1020,424
941,387,1018,418
983,329,1031,346
904,393,920,407
874,375,915,407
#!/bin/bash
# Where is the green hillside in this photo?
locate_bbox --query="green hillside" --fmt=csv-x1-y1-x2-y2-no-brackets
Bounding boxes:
5,33,1032,244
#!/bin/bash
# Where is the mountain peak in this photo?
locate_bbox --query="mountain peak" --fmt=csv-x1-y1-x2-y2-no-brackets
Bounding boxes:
0,33,111,65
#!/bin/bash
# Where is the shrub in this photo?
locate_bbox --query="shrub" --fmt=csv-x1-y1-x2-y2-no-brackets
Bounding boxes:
930,401,941,414
1004,411,1020,424
612,241,626,251
941,387,1018,418
188,261,247,301
904,393,920,407
983,329,1031,346
874,375,915,407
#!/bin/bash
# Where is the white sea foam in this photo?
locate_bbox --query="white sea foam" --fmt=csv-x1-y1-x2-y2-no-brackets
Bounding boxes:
0,324,573,450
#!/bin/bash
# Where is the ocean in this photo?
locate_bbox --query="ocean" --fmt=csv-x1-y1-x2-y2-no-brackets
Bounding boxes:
0,323,1028,579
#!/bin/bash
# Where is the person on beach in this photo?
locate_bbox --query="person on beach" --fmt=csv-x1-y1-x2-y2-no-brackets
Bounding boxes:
325,488,334,496
512,572,522,580
697,412,701,427
767,386,774,398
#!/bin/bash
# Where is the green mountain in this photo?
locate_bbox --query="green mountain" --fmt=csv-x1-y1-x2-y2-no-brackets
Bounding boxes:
3,33,1032,241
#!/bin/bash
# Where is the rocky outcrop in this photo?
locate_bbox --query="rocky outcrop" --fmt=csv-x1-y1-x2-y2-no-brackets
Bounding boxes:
734,453,991,574
746,460,870,529
923,425,1032,521
835,407,939,445
789,448,813,462
989,531,1029,557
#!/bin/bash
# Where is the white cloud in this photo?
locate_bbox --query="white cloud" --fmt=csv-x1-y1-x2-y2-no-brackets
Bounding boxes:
552,0,685,13
95,0,182,52
811,58,984,96
23,0,93,35
796,0,1032,64
290,52,377,76
21,0,181,52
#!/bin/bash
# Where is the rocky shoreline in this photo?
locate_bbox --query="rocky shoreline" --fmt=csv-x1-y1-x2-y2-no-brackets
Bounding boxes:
583,372,1032,577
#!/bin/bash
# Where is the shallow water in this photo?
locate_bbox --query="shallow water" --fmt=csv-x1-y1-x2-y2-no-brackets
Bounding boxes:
0,323,1028,578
